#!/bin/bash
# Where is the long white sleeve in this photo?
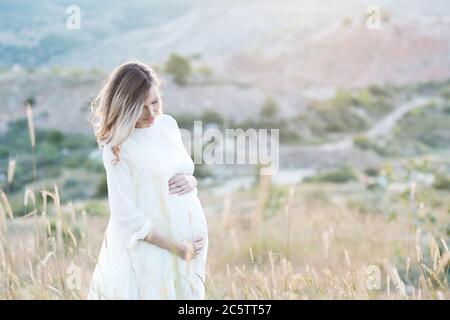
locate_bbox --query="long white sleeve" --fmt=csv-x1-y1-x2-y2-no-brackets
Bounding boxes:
103,145,156,252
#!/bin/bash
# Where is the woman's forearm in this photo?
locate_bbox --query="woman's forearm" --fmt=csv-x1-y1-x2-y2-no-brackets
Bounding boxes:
144,230,180,256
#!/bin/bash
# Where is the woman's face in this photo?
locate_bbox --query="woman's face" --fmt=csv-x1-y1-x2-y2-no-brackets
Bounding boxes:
135,85,161,128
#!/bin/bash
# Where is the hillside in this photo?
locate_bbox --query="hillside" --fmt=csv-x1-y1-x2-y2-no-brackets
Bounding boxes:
1,0,449,89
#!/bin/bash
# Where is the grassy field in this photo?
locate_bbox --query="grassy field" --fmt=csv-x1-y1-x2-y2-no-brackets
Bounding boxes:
0,173,448,300
0,80,449,300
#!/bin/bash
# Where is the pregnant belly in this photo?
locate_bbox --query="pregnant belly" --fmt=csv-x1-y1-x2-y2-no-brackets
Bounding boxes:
166,188,208,241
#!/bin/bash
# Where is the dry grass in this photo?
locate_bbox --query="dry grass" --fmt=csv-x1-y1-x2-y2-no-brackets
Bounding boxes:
206,188,449,299
0,178,448,300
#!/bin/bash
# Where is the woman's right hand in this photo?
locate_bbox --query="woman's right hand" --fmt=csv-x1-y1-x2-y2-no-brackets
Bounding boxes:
176,235,204,261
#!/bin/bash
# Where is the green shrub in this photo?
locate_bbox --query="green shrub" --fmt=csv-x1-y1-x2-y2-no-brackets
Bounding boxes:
264,185,289,218
304,167,356,184
364,167,380,177
260,96,279,118
36,142,60,165
353,135,373,149
83,200,108,217
333,88,353,109
40,129,64,145
85,159,104,173
174,113,197,130
63,177,79,189
440,85,450,100
62,152,87,168
353,135,388,155
193,164,213,179
201,109,224,125
433,175,450,190
94,173,108,198
165,53,192,85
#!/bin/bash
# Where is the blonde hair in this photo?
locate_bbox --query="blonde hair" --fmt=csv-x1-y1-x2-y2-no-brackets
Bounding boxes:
89,61,163,165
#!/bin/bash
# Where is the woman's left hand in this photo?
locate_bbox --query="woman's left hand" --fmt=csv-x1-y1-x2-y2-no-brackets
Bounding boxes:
168,173,197,195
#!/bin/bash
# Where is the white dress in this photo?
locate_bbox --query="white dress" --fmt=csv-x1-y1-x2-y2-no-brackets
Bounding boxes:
87,114,209,300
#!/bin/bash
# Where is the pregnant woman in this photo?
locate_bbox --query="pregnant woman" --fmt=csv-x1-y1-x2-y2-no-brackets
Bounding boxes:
87,61,208,299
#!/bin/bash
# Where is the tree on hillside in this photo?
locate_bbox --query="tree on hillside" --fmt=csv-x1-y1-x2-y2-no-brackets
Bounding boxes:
333,88,353,109
164,53,192,86
260,96,279,118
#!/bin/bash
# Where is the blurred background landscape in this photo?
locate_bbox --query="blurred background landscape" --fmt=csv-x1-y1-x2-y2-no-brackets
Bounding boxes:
0,0,449,299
